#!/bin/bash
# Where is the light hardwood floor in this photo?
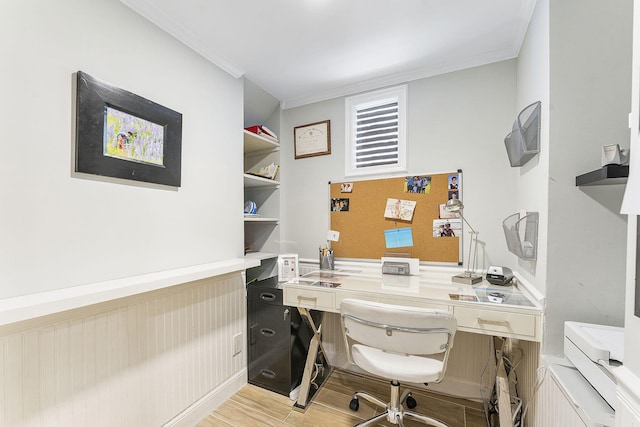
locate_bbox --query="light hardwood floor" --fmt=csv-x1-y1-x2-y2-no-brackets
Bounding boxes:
198,369,487,427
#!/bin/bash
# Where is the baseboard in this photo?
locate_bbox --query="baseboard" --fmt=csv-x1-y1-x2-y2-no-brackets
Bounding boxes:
163,368,248,427
426,378,487,402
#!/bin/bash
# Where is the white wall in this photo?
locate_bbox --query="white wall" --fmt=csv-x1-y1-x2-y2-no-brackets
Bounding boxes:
541,0,632,355
280,60,520,267
0,0,244,299
514,0,550,296
615,1,640,423
511,0,632,361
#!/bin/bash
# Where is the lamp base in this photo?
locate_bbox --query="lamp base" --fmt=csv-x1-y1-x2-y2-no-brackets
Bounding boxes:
451,272,483,285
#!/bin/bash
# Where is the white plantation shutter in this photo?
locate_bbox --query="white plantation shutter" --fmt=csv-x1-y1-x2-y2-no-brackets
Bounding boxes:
355,101,399,168
345,85,407,176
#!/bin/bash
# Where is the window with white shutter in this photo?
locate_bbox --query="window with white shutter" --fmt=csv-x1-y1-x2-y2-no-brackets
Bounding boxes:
345,85,407,176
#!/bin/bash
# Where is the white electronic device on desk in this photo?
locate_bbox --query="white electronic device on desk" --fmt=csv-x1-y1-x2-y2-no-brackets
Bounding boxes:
564,321,624,410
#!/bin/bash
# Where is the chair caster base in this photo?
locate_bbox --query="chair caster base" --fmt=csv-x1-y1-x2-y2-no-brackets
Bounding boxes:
349,397,359,412
405,394,417,409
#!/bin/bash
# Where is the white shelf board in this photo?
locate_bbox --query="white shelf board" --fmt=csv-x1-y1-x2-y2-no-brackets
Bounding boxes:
245,252,279,261
244,173,280,188
0,258,260,327
243,130,279,153
244,216,279,223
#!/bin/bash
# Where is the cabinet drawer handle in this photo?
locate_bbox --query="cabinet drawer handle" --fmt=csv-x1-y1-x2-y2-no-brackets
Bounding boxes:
260,328,276,337
297,295,317,301
477,318,511,328
260,292,276,301
261,369,276,379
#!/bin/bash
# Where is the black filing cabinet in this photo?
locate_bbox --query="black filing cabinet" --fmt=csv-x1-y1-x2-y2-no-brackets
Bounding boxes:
247,277,315,396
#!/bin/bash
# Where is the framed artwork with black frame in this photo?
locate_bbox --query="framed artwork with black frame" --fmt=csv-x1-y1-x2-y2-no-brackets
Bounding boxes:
75,71,183,187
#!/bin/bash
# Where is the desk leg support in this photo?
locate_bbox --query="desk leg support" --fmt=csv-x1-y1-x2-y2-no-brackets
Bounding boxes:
295,334,320,409
496,358,513,427
490,337,519,427
293,308,331,411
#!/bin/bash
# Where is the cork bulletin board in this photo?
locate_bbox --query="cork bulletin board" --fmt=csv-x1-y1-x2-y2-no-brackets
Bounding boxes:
329,171,463,264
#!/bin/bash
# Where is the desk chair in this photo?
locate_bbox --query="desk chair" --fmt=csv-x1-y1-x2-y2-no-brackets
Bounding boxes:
340,299,457,427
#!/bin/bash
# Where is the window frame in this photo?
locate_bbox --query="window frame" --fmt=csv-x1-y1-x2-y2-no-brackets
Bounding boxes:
344,85,407,177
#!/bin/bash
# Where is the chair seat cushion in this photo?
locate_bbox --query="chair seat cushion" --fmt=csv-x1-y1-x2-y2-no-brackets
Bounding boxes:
352,344,444,384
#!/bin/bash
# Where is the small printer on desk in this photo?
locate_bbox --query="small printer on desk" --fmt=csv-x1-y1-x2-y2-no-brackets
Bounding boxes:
382,262,410,275
381,257,419,276
485,266,514,286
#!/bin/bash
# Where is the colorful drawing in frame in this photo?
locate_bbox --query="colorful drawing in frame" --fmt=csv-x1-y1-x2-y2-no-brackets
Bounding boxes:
104,106,164,166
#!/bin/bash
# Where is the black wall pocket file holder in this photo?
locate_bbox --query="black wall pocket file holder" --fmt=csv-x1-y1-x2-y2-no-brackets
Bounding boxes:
504,101,541,167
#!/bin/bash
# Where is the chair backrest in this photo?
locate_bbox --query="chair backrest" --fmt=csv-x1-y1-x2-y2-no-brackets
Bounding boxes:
340,298,456,358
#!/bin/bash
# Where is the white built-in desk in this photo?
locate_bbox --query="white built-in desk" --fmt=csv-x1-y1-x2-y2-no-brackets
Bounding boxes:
285,268,542,341
282,267,542,425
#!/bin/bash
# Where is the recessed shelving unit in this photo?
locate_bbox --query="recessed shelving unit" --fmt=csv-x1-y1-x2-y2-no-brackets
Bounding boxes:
243,129,280,259
575,164,629,186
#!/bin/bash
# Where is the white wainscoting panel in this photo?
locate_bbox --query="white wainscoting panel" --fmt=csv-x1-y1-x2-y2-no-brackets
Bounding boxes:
517,339,540,427
533,366,587,427
616,366,640,427
0,272,247,427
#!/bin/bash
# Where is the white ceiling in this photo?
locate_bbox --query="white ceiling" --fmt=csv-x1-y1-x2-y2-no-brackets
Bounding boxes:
121,0,537,109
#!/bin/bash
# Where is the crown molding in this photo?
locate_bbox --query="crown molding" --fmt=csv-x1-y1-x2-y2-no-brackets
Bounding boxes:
280,48,518,109
120,0,245,78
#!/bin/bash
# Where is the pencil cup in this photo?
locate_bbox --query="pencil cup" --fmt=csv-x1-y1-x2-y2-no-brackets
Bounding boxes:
320,252,335,270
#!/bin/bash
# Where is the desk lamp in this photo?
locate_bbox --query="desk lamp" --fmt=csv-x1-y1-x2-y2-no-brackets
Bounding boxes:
444,198,482,285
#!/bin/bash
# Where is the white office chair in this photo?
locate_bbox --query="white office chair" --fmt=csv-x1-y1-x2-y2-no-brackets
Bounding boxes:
340,298,457,427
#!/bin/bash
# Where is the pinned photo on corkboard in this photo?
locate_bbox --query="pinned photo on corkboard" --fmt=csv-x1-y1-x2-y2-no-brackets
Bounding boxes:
404,175,431,194
331,198,350,212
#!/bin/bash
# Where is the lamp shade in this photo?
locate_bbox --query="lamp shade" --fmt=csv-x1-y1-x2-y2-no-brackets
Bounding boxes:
444,198,464,213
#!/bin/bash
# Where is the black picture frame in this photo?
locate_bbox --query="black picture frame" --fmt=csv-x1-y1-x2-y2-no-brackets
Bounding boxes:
75,71,182,187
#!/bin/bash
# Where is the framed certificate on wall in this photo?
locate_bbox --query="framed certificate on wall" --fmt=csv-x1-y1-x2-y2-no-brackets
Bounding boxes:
294,120,331,159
